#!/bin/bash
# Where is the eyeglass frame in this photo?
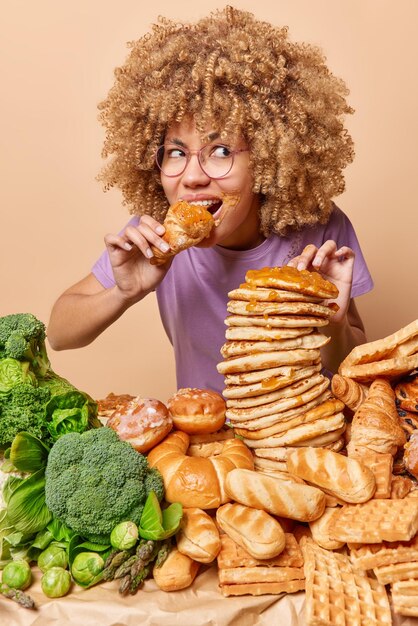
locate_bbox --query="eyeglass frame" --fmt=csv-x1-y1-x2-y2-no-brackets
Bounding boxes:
154,143,250,179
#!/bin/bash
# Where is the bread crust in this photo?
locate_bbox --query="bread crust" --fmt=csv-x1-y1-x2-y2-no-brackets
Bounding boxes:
216,503,286,560
167,388,226,434
176,508,221,563
152,547,200,591
147,431,254,508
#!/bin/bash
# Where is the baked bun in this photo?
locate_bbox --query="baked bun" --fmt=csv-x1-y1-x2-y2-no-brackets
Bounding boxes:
216,503,286,560
167,388,226,434
107,396,172,453
176,508,221,563
152,547,199,591
395,372,418,413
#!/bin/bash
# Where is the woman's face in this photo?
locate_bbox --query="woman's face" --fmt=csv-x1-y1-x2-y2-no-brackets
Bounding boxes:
159,118,263,250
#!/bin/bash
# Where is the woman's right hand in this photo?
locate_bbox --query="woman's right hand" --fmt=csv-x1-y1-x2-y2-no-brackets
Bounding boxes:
104,214,171,303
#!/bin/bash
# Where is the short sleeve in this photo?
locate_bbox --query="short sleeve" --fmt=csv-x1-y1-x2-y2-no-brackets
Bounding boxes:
322,205,374,298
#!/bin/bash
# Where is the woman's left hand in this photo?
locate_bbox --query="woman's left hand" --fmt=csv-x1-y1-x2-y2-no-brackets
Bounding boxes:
287,240,354,324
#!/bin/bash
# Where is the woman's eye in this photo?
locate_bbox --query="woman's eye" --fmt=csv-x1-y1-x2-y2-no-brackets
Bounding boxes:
166,147,186,159
210,145,232,158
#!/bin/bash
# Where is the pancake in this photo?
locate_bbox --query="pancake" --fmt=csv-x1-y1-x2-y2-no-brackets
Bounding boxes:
227,300,338,318
225,378,330,421
229,394,340,431
225,315,329,328
245,266,339,299
226,373,327,409
240,412,346,447
228,285,324,303
220,333,330,358
217,348,321,375
225,326,313,341
223,363,322,399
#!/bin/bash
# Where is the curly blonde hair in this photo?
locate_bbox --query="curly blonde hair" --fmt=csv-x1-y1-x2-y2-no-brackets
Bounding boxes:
98,6,354,235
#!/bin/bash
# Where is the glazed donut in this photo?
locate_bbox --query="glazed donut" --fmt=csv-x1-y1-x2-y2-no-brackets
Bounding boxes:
167,388,226,434
107,396,172,453
147,430,254,509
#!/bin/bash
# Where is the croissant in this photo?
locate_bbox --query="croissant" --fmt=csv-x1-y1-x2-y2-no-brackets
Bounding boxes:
347,378,406,456
146,430,254,509
150,200,215,265
331,374,369,411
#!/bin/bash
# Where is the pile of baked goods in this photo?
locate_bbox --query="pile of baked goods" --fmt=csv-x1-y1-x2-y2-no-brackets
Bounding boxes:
216,266,345,471
98,264,418,624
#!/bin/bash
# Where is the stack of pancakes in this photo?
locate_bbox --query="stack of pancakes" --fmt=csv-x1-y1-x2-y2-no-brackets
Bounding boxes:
216,266,345,473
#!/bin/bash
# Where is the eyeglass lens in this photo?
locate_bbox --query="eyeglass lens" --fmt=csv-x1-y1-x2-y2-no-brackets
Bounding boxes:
156,144,234,178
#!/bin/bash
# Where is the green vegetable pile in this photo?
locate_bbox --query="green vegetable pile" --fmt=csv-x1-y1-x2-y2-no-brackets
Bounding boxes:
0,313,100,448
45,427,165,543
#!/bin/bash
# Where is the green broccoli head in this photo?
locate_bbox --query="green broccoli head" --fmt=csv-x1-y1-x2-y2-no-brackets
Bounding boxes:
144,467,164,502
0,313,50,377
0,383,51,447
45,427,160,542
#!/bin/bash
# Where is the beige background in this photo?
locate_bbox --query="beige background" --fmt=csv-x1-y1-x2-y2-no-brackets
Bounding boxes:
1,0,417,403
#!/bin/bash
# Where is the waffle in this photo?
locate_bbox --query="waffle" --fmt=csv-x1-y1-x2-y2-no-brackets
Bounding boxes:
301,536,392,626
330,499,418,543
373,560,418,584
217,532,303,569
219,579,305,597
349,450,393,499
391,579,418,616
348,533,418,570
217,532,304,596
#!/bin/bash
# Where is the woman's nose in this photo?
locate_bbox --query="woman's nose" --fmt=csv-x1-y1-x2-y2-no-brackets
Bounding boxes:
181,153,211,186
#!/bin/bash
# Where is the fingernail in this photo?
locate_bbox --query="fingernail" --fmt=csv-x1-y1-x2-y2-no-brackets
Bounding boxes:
146,248,153,258
160,242,170,252
124,242,132,251
156,226,165,235
297,262,305,271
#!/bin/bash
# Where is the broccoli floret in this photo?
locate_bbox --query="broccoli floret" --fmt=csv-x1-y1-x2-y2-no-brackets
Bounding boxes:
0,313,50,377
144,467,164,502
0,383,51,446
45,427,162,543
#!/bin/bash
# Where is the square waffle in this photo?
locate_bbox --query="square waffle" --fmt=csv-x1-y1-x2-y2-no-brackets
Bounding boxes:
301,536,391,626
217,533,304,596
330,499,418,543
349,450,393,499
391,579,418,617
348,533,418,570
373,560,418,584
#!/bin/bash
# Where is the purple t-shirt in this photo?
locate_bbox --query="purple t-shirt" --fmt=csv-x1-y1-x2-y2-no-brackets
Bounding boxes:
92,204,373,393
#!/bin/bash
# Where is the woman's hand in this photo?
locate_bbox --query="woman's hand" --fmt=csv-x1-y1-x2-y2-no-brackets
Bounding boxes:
104,215,171,303
287,240,354,324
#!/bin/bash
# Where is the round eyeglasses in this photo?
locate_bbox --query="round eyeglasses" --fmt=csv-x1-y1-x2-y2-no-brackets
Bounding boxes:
155,143,249,179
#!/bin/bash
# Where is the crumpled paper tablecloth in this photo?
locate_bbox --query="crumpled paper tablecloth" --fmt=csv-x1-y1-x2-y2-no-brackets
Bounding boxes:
2,565,418,626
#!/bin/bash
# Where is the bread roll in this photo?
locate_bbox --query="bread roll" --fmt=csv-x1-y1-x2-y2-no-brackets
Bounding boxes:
225,468,325,522
147,431,254,508
286,447,376,503
309,507,345,550
152,547,199,591
176,508,221,563
216,503,286,560
167,388,226,434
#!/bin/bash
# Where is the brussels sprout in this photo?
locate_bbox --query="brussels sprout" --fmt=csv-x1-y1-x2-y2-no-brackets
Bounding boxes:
41,566,71,598
110,521,138,550
71,552,104,587
1,559,32,590
38,545,68,572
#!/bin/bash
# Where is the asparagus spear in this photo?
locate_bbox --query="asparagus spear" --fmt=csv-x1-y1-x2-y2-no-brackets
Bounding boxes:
0,583,36,609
